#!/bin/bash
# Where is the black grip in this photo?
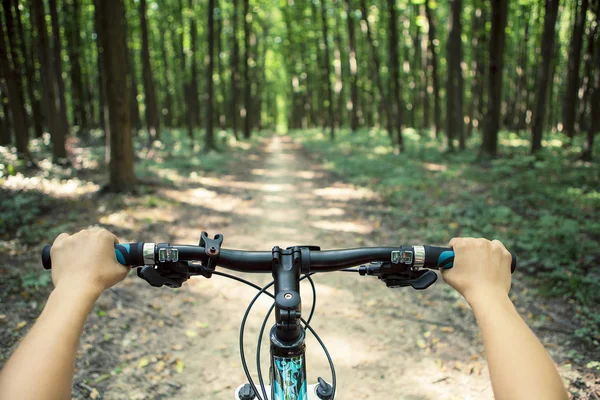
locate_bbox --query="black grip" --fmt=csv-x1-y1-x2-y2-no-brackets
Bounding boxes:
422,245,517,273
41,243,146,270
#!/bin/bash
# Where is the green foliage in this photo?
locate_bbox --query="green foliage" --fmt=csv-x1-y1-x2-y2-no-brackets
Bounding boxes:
20,270,51,289
293,128,600,339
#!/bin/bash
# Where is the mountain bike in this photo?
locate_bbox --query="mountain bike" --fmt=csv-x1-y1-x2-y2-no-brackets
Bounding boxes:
42,232,516,400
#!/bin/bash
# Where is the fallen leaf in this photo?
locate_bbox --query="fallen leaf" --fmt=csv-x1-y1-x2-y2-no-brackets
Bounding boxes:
423,331,431,338
196,321,209,329
172,344,184,351
185,330,197,338
137,358,149,369
175,359,185,373
90,388,99,400
154,361,166,373
15,321,27,330
416,339,427,349
440,326,455,333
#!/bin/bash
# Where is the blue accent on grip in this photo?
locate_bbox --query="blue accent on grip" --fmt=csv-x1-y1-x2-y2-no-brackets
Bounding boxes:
114,244,130,265
437,250,455,269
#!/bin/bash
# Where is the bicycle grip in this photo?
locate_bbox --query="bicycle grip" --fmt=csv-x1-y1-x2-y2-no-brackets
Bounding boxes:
41,243,146,270
423,245,517,273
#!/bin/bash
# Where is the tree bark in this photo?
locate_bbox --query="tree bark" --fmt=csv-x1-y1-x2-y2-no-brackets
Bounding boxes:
32,0,66,161
334,8,344,130
481,0,508,159
160,22,173,128
577,17,597,133
139,0,160,141
0,5,30,160
49,0,69,135
12,0,44,139
216,0,226,129
1,0,30,159
425,0,441,138
205,0,215,150
531,0,560,153
124,3,141,132
562,0,589,139
243,0,251,139
388,0,403,149
360,0,392,141
230,0,239,139
582,6,599,161
345,0,359,132
65,0,88,131
321,0,335,139
96,0,136,191
94,0,109,135
446,0,464,151
0,85,10,145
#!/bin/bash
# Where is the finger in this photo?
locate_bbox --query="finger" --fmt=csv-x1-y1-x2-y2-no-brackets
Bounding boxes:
53,232,70,246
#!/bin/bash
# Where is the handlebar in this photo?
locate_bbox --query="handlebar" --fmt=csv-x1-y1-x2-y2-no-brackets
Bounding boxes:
41,243,517,273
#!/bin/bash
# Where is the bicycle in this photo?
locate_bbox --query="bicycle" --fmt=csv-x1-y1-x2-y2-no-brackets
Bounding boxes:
42,231,516,400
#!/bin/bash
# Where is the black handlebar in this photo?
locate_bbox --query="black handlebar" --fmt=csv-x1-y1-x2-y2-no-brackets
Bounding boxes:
41,243,517,273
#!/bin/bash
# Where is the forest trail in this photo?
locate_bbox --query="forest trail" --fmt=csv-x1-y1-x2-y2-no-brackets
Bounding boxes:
97,135,498,400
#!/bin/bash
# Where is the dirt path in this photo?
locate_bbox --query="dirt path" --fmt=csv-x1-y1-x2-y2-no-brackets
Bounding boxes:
93,135,503,400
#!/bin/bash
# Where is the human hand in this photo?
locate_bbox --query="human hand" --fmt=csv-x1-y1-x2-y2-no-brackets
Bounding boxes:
441,238,512,305
50,228,130,298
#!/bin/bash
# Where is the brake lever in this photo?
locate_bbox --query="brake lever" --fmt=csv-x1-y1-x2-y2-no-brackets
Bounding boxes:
358,262,438,290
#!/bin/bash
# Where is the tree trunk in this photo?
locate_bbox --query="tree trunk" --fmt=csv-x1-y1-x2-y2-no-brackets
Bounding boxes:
94,0,109,136
515,6,531,131
205,0,215,150
531,0,560,153
160,25,173,128
345,0,358,132
49,0,69,135
139,0,160,141
216,0,226,129
65,0,88,131
577,17,597,134
124,5,141,132
311,1,323,127
562,0,589,139
481,0,508,159
32,0,66,161
243,0,251,139
582,7,599,161
467,2,485,138
96,0,136,191
1,0,31,159
230,0,239,139
12,0,44,139
360,0,392,141
388,0,403,149
320,0,335,139
334,8,344,130
446,0,464,151
425,0,441,138
0,85,10,145
0,5,30,160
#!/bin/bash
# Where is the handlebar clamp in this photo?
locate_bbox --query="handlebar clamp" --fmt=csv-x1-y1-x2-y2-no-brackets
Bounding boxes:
200,231,224,270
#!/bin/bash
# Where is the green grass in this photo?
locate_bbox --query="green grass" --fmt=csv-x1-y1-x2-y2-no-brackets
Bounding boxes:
291,127,600,339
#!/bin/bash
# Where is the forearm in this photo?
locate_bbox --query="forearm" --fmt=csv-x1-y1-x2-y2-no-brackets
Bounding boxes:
0,286,99,400
469,291,568,400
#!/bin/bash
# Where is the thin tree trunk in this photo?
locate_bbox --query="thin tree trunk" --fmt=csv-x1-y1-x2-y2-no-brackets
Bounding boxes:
481,0,508,159
33,0,66,161
320,0,335,139
94,0,108,135
345,0,358,132
12,0,44,139
1,0,30,159
360,0,392,141
515,6,531,131
582,7,599,161
242,0,251,139
531,0,560,153
388,0,403,150
311,1,324,127
139,0,160,141
578,19,596,133
230,0,239,139
425,0,441,138
0,85,10,145
467,2,485,137
216,0,226,129
205,0,215,150
160,26,173,128
334,7,344,131
562,0,589,139
96,0,135,191
124,5,141,132
49,0,69,135
420,5,429,131
65,0,88,131
446,0,464,151
0,5,30,160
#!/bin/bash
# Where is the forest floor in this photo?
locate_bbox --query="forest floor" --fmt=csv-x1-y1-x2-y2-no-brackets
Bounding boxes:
1,132,599,399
